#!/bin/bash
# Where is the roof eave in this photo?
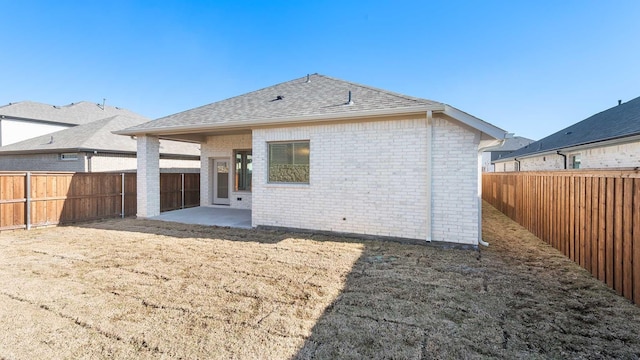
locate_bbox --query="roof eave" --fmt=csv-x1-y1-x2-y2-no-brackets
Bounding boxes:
114,105,445,136
493,133,640,163
442,105,507,140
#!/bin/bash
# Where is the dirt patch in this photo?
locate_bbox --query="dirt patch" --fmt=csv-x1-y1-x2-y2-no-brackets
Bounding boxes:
0,202,639,359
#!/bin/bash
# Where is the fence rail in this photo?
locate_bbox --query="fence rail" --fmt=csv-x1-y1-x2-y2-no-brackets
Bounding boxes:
0,172,200,230
483,170,640,305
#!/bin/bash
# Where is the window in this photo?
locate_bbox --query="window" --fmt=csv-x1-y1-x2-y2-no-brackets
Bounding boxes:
235,150,252,191
572,155,581,169
268,141,309,183
60,153,78,161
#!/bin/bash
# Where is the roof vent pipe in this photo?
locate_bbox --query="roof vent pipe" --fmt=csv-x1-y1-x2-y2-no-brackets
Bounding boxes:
618,99,622,105
347,91,354,105
305,74,310,83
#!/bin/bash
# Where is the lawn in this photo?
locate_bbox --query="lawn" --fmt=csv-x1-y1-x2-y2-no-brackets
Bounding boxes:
1,203,639,359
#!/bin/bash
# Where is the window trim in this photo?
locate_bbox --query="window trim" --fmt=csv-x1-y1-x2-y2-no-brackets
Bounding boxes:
267,140,310,184
234,149,252,192
572,154,581,169
59,153,79,161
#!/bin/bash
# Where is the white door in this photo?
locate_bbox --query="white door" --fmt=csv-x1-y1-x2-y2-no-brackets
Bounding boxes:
213,159,230,205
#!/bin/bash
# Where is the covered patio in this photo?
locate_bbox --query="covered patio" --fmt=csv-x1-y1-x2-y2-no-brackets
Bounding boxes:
151,206,251,229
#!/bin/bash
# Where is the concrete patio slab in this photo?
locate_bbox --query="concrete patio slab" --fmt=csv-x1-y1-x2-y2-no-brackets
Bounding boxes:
151,206,251,229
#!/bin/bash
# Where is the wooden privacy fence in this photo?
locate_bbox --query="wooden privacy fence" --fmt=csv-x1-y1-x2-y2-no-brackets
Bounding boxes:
483,170,640,305
0,172,200,231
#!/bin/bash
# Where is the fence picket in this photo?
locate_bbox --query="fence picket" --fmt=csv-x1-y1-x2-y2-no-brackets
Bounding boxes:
483,171,640,306
0,172,200,229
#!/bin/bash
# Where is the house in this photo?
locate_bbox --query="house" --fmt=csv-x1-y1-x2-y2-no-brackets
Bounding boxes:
493,96,640,172
481,136,534,172
0,101,142,146
116,74,507,246
0,114,200,172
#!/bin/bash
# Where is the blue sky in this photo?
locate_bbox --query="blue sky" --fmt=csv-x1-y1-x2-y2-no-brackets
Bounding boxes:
1,0,639,140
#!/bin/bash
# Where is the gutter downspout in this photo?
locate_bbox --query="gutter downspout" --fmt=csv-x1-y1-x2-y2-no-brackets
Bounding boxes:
557,151,567,169
478,136,509,247
514,158,521,172
425,110,433,242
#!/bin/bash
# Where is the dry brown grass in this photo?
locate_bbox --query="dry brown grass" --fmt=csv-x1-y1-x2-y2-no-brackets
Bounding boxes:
1,203,639,359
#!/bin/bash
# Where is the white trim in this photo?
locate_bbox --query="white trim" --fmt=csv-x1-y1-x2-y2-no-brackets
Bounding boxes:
425,111,433,242
212,158,231,205
442,105,507,140
114,105,443,136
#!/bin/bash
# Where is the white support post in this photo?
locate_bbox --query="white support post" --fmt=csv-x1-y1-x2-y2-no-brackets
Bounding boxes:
181,173,185,209
136,135,160,218
425,111,433,242
121,172,125,218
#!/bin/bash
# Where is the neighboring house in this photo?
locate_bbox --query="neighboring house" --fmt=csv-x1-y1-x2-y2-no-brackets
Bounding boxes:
481,136,534,172
116,74,507,246
0,115,200,172
494,96,640,172
0,101,142,146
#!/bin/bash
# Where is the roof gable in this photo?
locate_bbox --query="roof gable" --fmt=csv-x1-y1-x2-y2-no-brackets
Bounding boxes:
503,96,640,159
0,115,199,156
123,74,440,132
117,74,506,140
0,101,143,125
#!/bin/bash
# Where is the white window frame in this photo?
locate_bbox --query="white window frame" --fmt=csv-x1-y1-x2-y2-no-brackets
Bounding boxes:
59,153,79,161
267,141,310,184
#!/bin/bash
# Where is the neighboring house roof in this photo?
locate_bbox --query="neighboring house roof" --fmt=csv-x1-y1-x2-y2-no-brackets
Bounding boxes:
0,115,199,157
489,136,535,152
116,74,506,140
497,96,640,161
0,100,142,125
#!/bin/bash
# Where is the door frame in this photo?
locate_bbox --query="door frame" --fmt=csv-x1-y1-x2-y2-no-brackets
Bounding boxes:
211,158,231,205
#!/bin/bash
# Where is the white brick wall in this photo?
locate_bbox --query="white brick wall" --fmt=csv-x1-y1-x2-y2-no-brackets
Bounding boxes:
200,133,252,209
251,116,482,244
572,141,640,168
137,136,160,217
431,117,481,244
493,140,640,172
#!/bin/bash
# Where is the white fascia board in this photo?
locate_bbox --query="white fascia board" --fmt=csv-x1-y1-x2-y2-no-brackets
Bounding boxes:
442,105,507,140
113,105,444,136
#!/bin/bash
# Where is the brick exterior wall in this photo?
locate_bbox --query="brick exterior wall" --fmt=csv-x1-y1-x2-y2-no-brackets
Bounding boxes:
431,117,481,244
200,133,252,209
250,116,482,245
137,136,160,217
90,153,199,173
0,153,87,172
571,141,640,168
493,140,640,172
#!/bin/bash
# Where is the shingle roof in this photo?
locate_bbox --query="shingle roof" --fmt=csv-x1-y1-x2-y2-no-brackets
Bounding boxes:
122,73,442,132
502,96,640,160
0,101,143,125
0,115,199,156
493,136,533,151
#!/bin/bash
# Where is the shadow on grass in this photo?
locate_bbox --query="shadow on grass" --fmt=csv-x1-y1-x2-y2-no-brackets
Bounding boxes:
292,240,487,359
67,206,640,359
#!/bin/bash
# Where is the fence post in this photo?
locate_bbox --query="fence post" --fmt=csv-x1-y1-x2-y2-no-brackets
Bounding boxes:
25,172,31,230
121,173,125,218
181,173,185,209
